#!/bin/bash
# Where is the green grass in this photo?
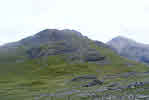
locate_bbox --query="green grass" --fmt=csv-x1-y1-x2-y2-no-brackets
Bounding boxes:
0,40,149,99
0,54,148,99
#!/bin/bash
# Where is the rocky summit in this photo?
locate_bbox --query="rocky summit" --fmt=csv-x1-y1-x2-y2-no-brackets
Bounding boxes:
23,29,107,62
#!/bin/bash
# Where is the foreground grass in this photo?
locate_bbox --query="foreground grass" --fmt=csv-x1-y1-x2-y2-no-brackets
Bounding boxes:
0,54,148,100
0,40,149,99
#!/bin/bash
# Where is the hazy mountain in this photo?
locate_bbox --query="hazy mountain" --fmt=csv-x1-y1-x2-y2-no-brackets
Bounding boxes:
107,36,149,64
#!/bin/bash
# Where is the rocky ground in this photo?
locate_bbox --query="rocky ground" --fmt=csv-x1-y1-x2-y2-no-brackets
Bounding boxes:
34,72,149,100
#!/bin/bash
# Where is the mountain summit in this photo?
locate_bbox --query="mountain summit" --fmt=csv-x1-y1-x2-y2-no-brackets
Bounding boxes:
26,29,106,62
107,36,149,64
20,29,83,46
107,36,138,53
0,29,109,63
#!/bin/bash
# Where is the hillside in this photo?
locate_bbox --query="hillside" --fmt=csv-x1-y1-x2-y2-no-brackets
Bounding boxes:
0,30,149,100
107,36,149,64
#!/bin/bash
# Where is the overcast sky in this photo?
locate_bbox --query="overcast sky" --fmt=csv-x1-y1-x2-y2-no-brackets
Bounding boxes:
0,0,149,45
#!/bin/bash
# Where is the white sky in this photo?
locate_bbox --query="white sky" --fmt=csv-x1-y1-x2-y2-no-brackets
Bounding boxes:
0,0,149,45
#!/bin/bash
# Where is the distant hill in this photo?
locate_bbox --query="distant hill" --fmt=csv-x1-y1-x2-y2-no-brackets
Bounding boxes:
107,36,149,64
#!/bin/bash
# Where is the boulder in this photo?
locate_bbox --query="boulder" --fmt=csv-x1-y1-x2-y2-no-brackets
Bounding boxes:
128,82,144,88
82,80,104,87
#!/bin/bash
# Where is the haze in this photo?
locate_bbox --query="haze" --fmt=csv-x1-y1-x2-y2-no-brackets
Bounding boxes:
0,0,149,45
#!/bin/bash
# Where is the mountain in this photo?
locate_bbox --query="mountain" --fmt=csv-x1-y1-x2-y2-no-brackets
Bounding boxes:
107,36,149,64
0,30,149,100
0,29,109,63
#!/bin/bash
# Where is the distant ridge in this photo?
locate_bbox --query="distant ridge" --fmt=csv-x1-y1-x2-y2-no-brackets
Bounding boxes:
107,36,149,64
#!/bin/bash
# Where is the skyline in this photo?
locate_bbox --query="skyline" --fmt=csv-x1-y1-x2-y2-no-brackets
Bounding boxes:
0,0,149,45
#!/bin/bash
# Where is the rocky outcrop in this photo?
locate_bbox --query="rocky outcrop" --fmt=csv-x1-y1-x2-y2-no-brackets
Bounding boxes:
71,75,97,81
127,82,146,88
84,50,105,62
107,82,120,87
82,80,104,87
71,75,103,87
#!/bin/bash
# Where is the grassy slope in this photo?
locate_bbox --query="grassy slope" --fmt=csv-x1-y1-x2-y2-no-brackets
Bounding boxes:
0,40,148,100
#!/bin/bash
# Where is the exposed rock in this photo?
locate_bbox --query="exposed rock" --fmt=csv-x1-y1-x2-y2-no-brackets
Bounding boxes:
128,82,145,88
84,56,105,62
71,75,97,81
107,82,120,87
27,48,42,58
82,80,104,87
